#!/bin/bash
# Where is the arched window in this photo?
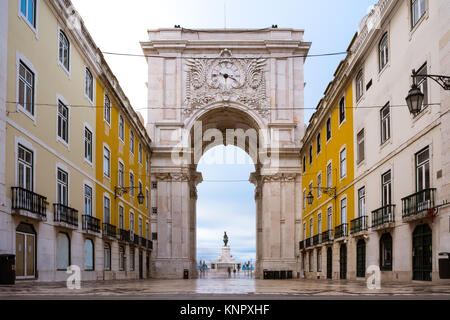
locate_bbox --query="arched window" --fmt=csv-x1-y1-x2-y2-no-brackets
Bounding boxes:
380,233,392,271
58,30,70,72
356,70,364,101
379,33,389,71
104,243,111,271
84,239,94,271
57,232,70,270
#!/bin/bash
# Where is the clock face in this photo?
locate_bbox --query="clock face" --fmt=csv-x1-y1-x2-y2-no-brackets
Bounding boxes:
209,61,244,90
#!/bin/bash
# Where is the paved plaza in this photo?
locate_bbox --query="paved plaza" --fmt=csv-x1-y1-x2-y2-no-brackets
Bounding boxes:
1,272,449,300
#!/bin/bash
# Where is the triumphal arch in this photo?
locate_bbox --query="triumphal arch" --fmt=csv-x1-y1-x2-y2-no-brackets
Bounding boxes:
141,28,311,278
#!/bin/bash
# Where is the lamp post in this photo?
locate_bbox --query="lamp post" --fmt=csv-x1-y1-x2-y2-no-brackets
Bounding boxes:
405,69,450,115
307,187,336,205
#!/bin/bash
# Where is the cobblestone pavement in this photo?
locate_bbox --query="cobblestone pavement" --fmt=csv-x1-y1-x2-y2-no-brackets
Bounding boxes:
1,272,449,299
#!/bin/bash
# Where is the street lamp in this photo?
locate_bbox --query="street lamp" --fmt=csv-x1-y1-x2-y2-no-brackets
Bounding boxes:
306,187,336,205
405,69,450,115
306,191,314,205
114,186,145,205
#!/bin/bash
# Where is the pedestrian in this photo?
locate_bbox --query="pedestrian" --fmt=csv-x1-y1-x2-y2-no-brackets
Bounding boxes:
233,268,236,277
227,267,231,278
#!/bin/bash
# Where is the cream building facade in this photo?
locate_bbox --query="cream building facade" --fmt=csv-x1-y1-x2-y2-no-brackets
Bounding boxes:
0,0,152,282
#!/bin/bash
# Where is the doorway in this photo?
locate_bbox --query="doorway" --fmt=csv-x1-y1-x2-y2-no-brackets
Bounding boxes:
139,251,143,279
413,224,432,281
15,223,36,279
339,243,347,279
356,239,366,278
326,247,332,279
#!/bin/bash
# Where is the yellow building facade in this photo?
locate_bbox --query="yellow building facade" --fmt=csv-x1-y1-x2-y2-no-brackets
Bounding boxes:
300,59,356,280
0,0,152,282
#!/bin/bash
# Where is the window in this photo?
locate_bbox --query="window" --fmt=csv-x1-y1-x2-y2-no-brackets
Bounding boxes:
84,185,92,216
340,148,346,179
119,246,125,271
146,153,149,173
84,239,94,271
129,247,135,271
317,249,322,272
302,189,306,210
379,33,388,71
139,217,143,237
18,61,35,115
152,232,158,241
104,243,111,271
84,127,92,163
415,63,428,114
317,173,322,198
146,188,149,210
118,161,124,188
119,114,125,141
416,147,430,192
316,133,321,155
57,100,69,144
303,223,306,241
103,196,110,223
104,94,111,125
326,117,331,141
357,129,365,164
17,144,33,191
382,170,392,206
411,0,426,28
326,163,332,189
129,172,134,198
152,207,158,215
327,207,332,231
119,205,124,230
103,147,110,177
339,97,345,124
151,181,158,189
58,30,70,72
20,0,37,28
57,168,68,205
309,218,313,238
309,251,313,272
130,130,135,154
340,198,347,224
146,222,149,239
318,212,322,234
130,212,135,234
139,143,143,164
57,232,70,270
358,187,365,218
309,145,313,164
380,103,391,144
85,68,93,102
356,70,364,102
380,233,392,271
302,156,306,173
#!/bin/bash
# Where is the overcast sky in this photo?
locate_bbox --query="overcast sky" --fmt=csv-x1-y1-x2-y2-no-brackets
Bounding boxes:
71,0,378,265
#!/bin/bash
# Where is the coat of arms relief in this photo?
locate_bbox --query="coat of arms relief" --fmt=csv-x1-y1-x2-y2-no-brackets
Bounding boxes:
183,49,269,118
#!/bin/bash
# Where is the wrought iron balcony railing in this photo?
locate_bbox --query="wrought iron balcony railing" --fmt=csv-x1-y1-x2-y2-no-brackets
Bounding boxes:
402,188,436,219
321,230,333,242
334,223,348,239
102,223,117,238
11,187,47,217
371,205,395,228
53,203,78,227
140,236,147,248
82,215,101,233
313,234,321,245
118,229,130,242
305,237,312,248
148,240,153,250
133,234,140,246
350,216,368,234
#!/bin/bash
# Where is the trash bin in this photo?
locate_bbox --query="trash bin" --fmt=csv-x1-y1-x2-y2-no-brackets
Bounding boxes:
183,269,189,279
438,252,450,279
0,254,15,285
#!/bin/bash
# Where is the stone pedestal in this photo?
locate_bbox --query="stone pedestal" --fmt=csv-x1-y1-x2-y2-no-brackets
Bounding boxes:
210,246,239,271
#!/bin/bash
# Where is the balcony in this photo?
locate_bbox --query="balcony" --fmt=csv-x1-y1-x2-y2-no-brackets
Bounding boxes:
148,240,153,250
140,237,148,248
402,188,436,222
118,229,131,242
102,223,117,239
299,241,305,250
313,234,321,246
321,230,333,243
371,205,395,230
53,203,78,229
11,187,47,220
350,216,368,235
305,237,312,248
82,215,101,233
334,223,348,239
133,234,140,246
